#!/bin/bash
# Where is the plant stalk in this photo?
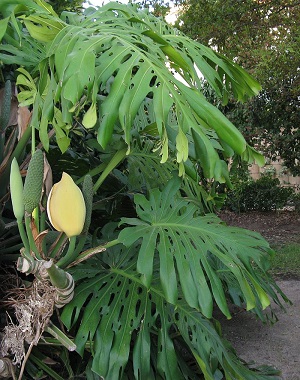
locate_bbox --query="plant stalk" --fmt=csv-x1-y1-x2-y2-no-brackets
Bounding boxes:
67,239,120,268
17,219,32,261
25,214,41,259
44,321,76,351
93,148,127,192
56,236,77,268
45,260,69,289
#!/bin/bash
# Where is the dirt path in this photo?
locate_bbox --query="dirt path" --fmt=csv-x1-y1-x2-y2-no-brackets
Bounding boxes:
217,211,300,379
220,280,300,379
219,210,300,246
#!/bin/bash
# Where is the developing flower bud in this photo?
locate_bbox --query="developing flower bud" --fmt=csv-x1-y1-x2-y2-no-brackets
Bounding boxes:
10,158,24,221
47,172,86,237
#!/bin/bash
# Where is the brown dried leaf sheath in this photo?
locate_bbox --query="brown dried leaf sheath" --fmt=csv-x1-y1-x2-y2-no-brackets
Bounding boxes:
0,279,56,365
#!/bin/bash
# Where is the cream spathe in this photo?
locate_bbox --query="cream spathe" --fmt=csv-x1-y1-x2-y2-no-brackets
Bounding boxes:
47,172,86,237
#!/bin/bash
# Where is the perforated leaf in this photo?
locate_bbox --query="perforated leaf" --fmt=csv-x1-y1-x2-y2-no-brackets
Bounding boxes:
20,13,65,42
62,233,281,380
119,177,279,319
2,1,264,168
61,244,184,380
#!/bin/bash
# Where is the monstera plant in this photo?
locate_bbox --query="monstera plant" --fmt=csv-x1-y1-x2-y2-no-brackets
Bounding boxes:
0,1,288,379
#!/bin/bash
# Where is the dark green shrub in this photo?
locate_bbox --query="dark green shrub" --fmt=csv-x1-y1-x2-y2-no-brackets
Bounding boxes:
226,174,294,212
291,191,300,212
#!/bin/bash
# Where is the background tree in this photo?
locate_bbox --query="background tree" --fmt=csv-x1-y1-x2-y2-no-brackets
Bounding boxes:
176,0,300,174
129,0,171,17
47,0,85,14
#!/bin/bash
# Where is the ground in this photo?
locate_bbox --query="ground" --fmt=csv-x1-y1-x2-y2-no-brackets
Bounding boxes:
218,210,300,380
219,210,300,247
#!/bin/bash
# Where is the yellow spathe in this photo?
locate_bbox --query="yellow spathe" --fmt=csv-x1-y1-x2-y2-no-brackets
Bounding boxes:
47,172,86,237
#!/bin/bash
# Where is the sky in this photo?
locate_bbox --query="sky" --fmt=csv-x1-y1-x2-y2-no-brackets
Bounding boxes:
84,0,129,7
83,0,178,23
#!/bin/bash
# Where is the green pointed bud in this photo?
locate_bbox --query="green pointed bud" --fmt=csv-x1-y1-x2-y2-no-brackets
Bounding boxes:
23,149,44,214
10,158,24,221
82,103,97,129
176,127,189,163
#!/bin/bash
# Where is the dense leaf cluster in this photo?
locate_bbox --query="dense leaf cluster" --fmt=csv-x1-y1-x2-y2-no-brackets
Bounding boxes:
0,1,290,379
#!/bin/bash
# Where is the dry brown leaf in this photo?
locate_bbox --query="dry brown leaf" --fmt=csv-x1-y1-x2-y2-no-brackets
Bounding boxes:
17,106,31,140
43,155,53,198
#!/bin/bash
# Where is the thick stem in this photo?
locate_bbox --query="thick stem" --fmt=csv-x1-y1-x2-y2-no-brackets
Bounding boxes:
17,219,32,261
75,162,106,185
45,260,69,289
72,234,87,257
31,121,36,155
39,209,46,233
17,256,42,275
25,214,41,259
39,210,47,253
93,148,127,192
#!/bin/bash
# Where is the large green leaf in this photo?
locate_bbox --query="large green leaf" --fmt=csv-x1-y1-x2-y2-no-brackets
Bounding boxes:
1,1,264,170
118,177,283,319
0,17,9,41
19,13,65,42
62,231,281,380
0,22,45,67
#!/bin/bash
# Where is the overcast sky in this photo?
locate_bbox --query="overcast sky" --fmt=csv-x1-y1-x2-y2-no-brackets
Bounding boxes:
84,0,129,7
83,0,178,23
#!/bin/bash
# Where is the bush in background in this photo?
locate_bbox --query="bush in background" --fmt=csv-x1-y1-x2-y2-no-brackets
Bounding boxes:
225,174,295,213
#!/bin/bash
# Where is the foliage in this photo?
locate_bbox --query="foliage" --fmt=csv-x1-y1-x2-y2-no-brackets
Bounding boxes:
176,0,300,79
0,79,33,268
0,80,32,199
225,174,294,213
210,78,300,176
0,1,290,379
63,200,284,379
131,0,171,17
47,0,85,14
0,0,262,172
244,78,300,176
176,0,300,175
292,192,300,212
